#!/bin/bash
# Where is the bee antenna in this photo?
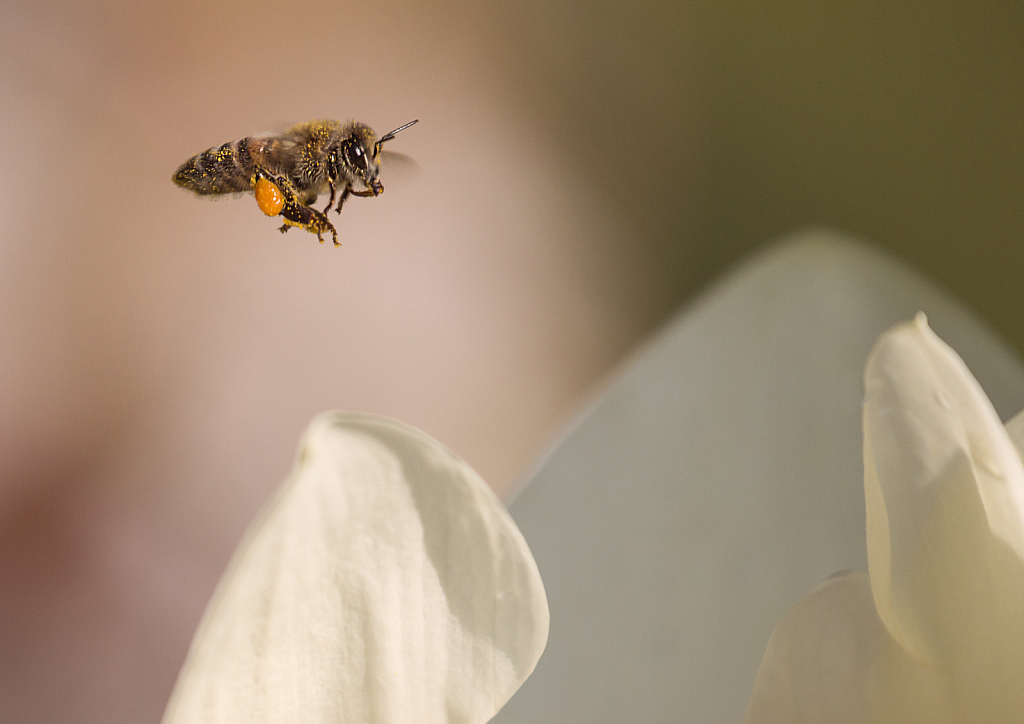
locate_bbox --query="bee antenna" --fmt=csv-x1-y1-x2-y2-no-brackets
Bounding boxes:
378,119,418,145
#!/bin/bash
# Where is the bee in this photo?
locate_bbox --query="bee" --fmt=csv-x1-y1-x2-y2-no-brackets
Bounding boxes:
172,119,418,246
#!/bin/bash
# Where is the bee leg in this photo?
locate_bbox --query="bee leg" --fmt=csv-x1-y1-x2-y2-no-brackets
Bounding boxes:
334,187,351,214
323,180,337,215
251,166,339,246
279,199,339,246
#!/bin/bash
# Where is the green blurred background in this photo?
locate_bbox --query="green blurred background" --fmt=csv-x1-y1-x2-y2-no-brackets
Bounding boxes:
487,0,1024,351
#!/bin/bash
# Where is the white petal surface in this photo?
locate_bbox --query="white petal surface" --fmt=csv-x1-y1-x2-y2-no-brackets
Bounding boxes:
863,314,1024,714
491,233,1024,724
160,412,549,724
747,316,1024,722
744,571,950,724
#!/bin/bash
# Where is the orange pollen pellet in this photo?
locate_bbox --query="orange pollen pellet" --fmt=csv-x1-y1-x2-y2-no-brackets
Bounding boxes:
254,177,285,216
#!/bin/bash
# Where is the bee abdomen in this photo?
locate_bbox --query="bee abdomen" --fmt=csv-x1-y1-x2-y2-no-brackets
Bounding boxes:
172,139,257,195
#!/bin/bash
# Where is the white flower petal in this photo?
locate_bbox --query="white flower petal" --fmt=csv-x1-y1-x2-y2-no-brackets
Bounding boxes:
493,234,1024,724
748,317,1024,721
161,412,549,724
862,315,1024,714
744,571,952,724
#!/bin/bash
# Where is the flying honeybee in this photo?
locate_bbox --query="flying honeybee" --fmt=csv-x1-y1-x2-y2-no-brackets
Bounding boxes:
172,119,418,246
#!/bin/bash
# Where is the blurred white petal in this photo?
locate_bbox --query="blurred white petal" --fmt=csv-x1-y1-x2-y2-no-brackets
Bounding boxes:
491,232,1024,724
744,571,950,724
161,412,549,724
1003,408,1024,453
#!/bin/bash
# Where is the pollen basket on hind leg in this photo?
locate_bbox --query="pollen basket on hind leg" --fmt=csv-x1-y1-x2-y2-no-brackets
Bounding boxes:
254,177,285,216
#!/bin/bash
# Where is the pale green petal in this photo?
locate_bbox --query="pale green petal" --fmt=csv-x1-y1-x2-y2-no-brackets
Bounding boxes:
863,314,1024,715
161,412,549,724
1002,408,1024,455
744,571,951,724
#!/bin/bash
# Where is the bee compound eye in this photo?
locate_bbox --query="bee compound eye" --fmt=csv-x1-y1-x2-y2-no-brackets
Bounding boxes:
345,143,368,173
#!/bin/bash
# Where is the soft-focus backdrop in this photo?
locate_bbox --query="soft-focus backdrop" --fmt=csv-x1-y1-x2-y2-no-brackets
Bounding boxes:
1,1,1023,722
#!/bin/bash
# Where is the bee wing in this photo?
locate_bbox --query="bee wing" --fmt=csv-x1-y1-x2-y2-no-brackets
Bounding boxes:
379,150,421,181
250,131,298,148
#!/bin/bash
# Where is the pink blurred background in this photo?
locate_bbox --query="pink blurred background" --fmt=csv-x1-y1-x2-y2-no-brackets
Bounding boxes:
3,0,1024,721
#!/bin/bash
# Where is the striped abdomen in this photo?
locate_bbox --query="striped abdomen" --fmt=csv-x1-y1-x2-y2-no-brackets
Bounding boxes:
172,137,288,196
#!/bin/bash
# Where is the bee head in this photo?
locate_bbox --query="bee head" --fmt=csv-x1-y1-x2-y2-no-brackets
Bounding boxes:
336,124,380,194
335,120,418,197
